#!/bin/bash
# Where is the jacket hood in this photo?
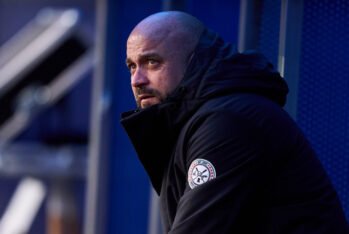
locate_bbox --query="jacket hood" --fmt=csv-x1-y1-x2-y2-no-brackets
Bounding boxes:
168,28,288,106
121,28,289,194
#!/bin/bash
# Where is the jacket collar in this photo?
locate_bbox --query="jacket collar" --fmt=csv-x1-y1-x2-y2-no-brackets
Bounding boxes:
121,99,201,194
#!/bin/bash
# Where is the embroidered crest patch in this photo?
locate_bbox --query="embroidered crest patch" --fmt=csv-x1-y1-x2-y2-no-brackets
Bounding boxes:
188,158,216,189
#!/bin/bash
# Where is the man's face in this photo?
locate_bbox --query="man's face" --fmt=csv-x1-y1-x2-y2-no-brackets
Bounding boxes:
126,32,187,109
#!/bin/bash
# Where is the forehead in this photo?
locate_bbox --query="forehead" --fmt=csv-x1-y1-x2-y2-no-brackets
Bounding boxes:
127,37,153,62
127,34,158,52
126,29,177,59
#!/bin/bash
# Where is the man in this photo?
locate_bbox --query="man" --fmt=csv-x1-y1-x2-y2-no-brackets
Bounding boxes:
121,11,348,233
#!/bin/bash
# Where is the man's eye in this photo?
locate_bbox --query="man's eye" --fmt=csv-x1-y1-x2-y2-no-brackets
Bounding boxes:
128,64,136,71
148,59,158,65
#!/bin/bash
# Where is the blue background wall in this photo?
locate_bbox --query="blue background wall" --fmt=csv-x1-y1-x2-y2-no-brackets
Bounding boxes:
297,0,349,218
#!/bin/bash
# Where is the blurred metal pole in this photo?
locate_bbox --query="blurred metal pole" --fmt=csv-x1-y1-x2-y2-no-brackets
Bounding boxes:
47,181,79,234
238,0,262,52
84,0,112,233
0,177,46,234
147,188,163,234
278,0,303,119
162,0,186,11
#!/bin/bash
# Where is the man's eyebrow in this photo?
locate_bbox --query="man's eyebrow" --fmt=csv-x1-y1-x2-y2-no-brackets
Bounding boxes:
125,53,162,67
139,52,160,59
126,52,161,65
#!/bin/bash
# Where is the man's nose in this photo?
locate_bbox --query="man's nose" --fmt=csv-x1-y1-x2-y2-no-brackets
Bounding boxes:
131,68,149,87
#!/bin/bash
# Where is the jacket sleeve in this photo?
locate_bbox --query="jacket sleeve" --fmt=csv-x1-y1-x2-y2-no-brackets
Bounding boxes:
169,111,273,234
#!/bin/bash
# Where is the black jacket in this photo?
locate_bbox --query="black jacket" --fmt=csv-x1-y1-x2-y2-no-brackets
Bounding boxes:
121,29,348,233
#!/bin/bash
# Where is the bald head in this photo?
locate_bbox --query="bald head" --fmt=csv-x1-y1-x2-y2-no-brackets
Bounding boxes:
126,12,205,108
129,11,204,54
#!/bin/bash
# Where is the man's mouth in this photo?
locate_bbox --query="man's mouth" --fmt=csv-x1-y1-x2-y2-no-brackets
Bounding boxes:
135,87,162,108
138,94,155,101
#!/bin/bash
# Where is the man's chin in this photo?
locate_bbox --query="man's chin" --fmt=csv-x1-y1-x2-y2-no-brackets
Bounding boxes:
139,98,161,109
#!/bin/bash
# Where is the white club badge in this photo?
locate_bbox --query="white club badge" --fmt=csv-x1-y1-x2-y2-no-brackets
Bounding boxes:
188,158,216,189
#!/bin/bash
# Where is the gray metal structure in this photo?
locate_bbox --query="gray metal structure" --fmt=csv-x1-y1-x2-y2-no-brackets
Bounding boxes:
238,0,302,119
278,0,303,118
238,0,262,52
84,1,111,234
162,0,186,11
0,8,92,234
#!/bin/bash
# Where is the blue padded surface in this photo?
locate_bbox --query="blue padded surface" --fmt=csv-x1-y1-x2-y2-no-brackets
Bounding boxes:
298,0,349,219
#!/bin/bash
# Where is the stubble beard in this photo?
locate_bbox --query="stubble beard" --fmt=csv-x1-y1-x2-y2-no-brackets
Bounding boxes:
135,87,166,109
